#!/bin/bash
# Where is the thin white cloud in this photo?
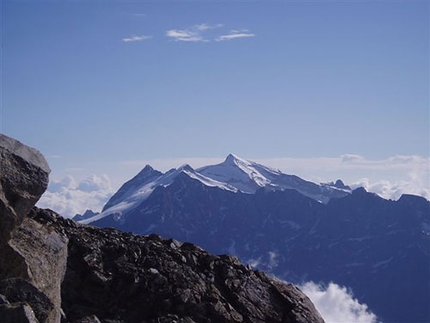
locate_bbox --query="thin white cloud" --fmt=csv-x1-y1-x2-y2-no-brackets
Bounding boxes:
195,23,224,31
122,35,152,42
341,154,365,163
166,23,226,42
166,29,205,42
216,29,255,41
300,282,378,323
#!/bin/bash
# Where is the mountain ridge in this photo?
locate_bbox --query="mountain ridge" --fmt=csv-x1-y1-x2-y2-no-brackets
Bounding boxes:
83,154,350,225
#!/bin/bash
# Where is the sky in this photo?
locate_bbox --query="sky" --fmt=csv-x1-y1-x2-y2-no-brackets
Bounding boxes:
1,0,429,216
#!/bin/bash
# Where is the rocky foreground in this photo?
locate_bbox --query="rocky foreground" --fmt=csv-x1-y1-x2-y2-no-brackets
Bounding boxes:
0,133,324,322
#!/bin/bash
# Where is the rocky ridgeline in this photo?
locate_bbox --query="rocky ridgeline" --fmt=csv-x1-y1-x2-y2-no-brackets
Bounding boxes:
0,134,324,323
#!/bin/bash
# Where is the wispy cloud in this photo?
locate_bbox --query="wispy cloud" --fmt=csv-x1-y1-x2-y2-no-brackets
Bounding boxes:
195,23,224,31
166,23,223,42
167,23,254,43
122,35,152,43
216,29,255,41
166,28,206,42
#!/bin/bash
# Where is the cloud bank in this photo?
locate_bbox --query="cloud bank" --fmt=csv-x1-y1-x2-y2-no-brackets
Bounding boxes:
37,175,114,218
300,282,378,323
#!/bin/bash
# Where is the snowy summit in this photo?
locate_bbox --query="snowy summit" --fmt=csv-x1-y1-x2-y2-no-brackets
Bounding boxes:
80,154,350,225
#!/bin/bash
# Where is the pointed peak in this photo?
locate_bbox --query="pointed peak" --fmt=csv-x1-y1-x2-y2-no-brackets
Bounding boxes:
334,179,350,190
225,153,237,162
142,164,154,172
225,153,248,165
178,164,195,173
226,153,239,159
165,164,196,178
137,164,160,176
134,164,162,181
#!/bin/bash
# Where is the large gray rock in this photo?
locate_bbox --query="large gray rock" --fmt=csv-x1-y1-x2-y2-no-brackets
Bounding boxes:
0,135,67,323
0,134,50,242
6,216,68,323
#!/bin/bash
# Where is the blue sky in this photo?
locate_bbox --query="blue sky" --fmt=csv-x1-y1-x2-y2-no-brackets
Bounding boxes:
1,1,429,214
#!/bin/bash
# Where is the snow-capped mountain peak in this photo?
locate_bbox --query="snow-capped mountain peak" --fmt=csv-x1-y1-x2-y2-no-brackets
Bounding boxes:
81,154,351,225
198,154,352,202
101,164,163,212
81,162,237,225
224,153,251,166
198,154,273,193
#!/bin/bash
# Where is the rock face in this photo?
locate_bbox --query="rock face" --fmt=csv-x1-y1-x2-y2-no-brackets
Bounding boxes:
0,134,67,323
31,207,323,323
0,134,324,322
0,134,50,242
5,217,68,322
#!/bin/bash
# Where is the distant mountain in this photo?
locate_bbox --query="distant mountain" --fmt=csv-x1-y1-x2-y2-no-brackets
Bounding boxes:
72,209,99,222
83,154,349,225
199,154,350,202
81,155,430,322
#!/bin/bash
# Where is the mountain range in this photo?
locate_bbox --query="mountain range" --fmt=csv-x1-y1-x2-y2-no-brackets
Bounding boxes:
82,154,350,224
80,154,430,322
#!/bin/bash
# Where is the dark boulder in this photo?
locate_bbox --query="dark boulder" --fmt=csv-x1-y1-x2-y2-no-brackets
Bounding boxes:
0,277,53,322
0,302,39,323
